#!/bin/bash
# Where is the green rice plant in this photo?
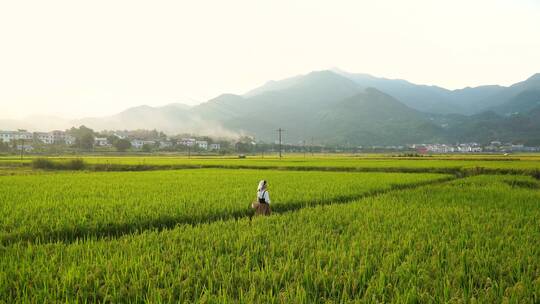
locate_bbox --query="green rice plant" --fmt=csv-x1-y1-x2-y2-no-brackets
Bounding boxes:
0,175,538,303
4,155,540,176
0,169,449,244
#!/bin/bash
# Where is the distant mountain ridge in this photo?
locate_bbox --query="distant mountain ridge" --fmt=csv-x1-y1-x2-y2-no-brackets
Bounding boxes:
4,69,540,145
72,70,540,145
332,69,508,114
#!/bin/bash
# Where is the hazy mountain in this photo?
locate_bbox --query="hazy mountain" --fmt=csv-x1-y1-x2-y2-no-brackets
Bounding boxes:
194,72,448,144
75,70,540,144
491,89,540,115
481,73,540,109
449,85,506,113
204,70,540,144
332,69,458,114
71,103,236,136
314,88,444,145
14,69,540,145
333,69,505,114
437,109,540,145
76,103,192,132
192,94,248,121
0,115,72,131
205,71,365,141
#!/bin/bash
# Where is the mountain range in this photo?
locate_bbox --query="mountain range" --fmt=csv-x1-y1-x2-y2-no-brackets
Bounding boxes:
3,70,540,145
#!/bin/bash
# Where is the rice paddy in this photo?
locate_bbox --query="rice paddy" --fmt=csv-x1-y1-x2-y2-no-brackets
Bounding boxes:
0,155,538,302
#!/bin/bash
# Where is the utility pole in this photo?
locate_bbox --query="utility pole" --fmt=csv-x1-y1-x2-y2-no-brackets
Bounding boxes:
20,137,24,160
276,128,285,158
303,140,306,158
311,137,314,156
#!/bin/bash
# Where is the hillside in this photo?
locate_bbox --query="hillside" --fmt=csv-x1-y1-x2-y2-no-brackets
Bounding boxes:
491,89,540,115
200,71,364,141
60,70,540,145
314,88,443,145
333,69,506,115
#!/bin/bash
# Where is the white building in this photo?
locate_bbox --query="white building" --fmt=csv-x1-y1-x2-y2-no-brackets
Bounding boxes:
196,140,208,150
457,143,482,153
159,141,173,148
49,130,75,145
131,139,155,149
180,138,196,146
51,130,66,144
131,139,143,149
209,143,221,150
34,132,55,144
64,135,76,145
113,132,128,139
0,130,33,143
0,131,15,143
16,144,33,152
94,137,109,146
511,144,525,152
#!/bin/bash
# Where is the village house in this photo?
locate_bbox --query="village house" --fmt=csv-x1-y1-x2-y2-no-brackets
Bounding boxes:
196,140,208,150
457,143,482,153
0,130,33,143
483,144,498,152
94,137,110,146
0,131,12,143
180,138,196,146
34,132,55,144
159,141,173,149
131,139,155,149
209,143,221,150
51,130,66,144
415,145,428,154
426,144,455,153
112,132,128,139
511,144,525,152
16,144,34,152
64,134,76,145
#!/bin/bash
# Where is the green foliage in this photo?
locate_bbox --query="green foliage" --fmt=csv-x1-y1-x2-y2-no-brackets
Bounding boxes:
532,169,540,180
0,141,10,152
67,158,85,170
113,138,131,152
31,158,86,170
141,143,152,152
68,125,95,150
31,157,55,169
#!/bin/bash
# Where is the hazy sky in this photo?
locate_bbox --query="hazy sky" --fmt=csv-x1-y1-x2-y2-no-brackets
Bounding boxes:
1,0,539,119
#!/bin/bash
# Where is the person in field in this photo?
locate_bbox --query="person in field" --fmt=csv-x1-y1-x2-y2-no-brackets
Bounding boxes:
251,180,271,216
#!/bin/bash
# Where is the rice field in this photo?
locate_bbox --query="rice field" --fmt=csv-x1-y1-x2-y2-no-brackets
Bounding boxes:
0,170,448,244
2,154,540,172
0,156,539,302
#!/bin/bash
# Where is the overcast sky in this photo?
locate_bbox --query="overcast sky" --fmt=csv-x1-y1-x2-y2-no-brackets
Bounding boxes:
1,0,539,119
